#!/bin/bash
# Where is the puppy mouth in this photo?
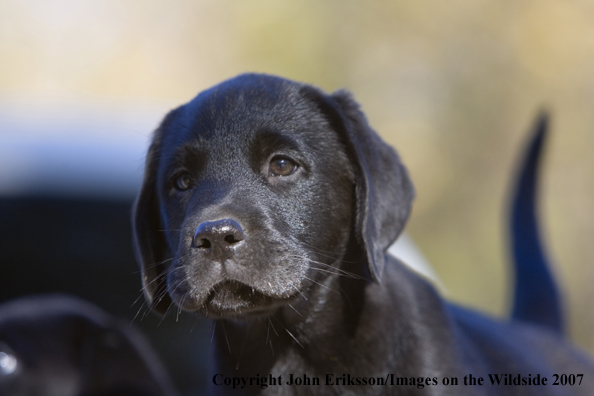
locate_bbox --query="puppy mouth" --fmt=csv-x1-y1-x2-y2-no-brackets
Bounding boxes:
200,280,294,318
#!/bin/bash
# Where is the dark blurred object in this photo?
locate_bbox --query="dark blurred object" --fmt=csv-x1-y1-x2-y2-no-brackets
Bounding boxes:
0,197,137,310
0,295,178,396
0,196,210,395
509,112,563,333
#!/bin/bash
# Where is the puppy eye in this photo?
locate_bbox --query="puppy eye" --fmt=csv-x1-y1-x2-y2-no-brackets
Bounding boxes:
173,172,192,191
269,156,298,177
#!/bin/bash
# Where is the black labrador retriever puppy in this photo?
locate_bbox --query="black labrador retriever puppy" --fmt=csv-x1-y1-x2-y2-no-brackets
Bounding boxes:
0,295,177,396
133,73,594,395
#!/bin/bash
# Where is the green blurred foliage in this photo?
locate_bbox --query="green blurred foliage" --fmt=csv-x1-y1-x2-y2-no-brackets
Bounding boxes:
1,0,593,352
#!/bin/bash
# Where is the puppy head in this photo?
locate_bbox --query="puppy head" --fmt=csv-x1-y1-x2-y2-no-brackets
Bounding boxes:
133,74,414,317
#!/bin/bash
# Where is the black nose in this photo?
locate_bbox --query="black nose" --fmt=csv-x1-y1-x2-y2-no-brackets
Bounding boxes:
193,219,245,253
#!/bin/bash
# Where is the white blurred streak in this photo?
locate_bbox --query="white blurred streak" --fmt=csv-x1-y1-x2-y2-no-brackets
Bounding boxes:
388,232,446,294
0,96,173,198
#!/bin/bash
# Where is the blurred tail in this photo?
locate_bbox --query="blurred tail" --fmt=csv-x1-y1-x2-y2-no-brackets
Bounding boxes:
510,112,564,335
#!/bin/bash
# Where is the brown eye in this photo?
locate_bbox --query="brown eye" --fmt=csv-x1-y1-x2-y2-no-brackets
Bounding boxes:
269,156,298,177
174,172,192,191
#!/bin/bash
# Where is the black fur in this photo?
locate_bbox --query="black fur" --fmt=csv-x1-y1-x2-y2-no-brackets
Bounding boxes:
133,73,593,395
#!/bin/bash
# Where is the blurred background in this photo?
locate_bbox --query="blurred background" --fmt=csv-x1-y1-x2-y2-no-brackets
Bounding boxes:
1,0,593,394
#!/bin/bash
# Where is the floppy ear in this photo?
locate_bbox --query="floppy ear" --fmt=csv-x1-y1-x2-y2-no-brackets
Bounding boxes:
132,124,173,316
302,87,415,282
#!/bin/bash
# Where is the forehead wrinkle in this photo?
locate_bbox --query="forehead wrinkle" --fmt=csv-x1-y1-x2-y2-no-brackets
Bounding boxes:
185,80,288,130
193,132,253,184
185,77,312,135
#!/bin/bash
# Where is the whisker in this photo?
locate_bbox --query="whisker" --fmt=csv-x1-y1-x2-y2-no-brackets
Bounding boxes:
130,290,147,309
287,303,303,317
269,318,279,337
142,249,193,270
139,263,185,297
287,282,308,301
271,316,303,349
221,320,232,354
303,276,341,296
284,328,304,349
290,255,365,280
156,228,184,234
287,238,366,265
236,322,252,370
158,302,174,326
142,257,174,270
288,237,343,258
308,266,364,280
190,314,200,333
131,299,149,325
266,320,275,357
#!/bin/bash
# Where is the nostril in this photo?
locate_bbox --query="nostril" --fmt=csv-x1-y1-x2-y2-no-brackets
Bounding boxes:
224,234,242,244
195,238,212,249
193,218,245,251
